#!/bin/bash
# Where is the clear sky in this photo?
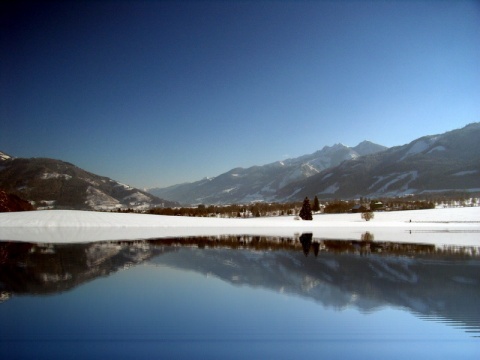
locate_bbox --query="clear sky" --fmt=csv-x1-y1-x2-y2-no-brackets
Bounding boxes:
1,0,479,189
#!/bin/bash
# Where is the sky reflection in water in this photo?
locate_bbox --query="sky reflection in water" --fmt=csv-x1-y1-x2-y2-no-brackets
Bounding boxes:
1,234,479,359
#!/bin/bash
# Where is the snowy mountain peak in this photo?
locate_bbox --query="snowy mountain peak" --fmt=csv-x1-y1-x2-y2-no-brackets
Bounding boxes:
149,140,387,205
277,122,480,201
321,143,348,151
352,140,388,156
0,151,13,161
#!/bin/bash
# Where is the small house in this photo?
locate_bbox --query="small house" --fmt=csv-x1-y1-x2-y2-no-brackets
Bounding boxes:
351,204,368,213
371,201,385,211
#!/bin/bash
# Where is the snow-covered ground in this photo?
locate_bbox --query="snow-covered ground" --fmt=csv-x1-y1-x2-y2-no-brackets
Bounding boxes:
0,207,478,245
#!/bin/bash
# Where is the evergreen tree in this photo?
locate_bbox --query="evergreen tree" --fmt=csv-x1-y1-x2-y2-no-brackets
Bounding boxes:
299,197,313,220
312,195,320,212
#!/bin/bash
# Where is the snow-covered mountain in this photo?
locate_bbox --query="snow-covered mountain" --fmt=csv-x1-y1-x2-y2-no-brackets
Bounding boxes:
149,141,387,205
0,155,178,211
0,151,12,162
278,122,480,201
150,123,479,204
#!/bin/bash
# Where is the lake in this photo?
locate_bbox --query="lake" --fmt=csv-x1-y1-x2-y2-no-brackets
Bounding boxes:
1,233,479,359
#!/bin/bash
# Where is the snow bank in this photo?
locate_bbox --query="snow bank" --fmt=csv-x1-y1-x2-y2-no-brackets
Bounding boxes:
0,207,479,245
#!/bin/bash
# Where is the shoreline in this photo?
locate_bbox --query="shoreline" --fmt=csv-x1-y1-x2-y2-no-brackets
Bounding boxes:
0,207,479,245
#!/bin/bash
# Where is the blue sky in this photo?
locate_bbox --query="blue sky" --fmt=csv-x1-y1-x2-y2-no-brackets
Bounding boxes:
1,0,479,189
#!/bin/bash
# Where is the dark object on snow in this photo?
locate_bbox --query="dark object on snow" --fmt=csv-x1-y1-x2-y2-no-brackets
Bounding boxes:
299,197,313,220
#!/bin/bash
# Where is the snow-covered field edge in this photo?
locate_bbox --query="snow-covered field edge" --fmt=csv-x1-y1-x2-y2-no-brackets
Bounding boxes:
0,207,478,245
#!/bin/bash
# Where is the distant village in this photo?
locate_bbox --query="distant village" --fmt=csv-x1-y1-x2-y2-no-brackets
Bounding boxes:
143,193,478,218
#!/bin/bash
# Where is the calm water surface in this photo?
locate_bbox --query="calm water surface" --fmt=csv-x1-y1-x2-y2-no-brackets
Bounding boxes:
1,234,479,359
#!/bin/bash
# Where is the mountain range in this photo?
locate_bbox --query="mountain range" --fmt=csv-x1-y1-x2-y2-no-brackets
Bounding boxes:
1,122,478,209
150,122,480,204
0,153,177,211
149,140,387,204
278,122,480,201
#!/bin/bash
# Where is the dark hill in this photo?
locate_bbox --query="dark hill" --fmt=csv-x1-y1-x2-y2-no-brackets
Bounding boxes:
0,154,177,210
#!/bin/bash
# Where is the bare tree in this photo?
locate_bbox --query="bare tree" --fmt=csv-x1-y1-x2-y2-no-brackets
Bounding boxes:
361,211,374,221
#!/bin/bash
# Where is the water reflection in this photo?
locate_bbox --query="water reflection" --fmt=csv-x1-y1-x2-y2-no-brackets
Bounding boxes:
1,234,479,337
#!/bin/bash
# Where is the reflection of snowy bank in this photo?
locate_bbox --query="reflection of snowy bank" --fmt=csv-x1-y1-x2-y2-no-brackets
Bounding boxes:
0,291,11,303
0,207,479,245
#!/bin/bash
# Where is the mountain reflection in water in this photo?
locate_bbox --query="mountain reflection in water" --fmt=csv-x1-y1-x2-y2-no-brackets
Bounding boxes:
1,233,479,337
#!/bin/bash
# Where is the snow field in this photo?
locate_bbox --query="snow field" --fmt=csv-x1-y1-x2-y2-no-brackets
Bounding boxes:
0,207,478,245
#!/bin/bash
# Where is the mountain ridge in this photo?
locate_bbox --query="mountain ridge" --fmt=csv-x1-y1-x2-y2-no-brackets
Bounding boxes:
2,123,478,208
149,123,480,204
277,122,480,201
149,140,388,205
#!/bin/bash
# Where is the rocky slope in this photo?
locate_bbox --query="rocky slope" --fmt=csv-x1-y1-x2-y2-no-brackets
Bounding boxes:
0,189,35,212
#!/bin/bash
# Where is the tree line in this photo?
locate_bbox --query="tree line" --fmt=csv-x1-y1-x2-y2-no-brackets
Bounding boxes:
147,201,304,218
116,193,478,218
